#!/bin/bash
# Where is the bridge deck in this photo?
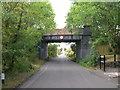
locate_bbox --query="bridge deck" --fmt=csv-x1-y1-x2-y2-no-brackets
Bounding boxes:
43,35,82,42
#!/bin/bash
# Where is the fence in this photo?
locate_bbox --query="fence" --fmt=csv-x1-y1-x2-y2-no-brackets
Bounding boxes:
99,55,120,72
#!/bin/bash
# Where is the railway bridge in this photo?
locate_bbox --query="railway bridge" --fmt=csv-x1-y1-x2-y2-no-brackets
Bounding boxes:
39,26,91,60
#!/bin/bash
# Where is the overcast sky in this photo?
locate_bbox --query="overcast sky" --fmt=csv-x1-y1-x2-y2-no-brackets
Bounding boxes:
49,0,72,29
48,0,73,49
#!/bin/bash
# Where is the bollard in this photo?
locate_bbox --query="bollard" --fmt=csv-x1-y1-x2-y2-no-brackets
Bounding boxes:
100,55,101,69
1,71,5,85
103,55,106,72
114,55,116,68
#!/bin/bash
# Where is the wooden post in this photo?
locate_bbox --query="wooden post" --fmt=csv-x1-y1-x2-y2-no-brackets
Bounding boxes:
114,54,116,68
100,55,101,69
103,55,106,72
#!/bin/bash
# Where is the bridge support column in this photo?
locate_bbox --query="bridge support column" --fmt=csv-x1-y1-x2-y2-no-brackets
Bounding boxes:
80,26,91,59
80,36,91,59
76,26,91,60
39,41,48,59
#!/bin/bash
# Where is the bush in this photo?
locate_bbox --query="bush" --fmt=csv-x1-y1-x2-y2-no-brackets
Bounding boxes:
77,49,99,67
14,57,33,72
57,49,62,56
48,44,58,59
65,48,76,60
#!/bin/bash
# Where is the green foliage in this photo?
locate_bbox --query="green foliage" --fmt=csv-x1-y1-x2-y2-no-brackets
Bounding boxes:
57,49,62,56
66,2,120,54
48,44,59,59
2,2,56,72
77,50,99,67
65,48,75,60
14,57,32,72
65,44,76,60
96,44,114,55
71,44,76,54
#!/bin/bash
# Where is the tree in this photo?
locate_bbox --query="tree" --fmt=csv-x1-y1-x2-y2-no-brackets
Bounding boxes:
66,2,120,54
2,2,56,72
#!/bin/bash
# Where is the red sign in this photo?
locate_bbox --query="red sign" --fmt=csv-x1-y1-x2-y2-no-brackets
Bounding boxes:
60,36,64,39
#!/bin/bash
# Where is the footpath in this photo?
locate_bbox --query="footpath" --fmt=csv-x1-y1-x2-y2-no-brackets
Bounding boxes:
88,67,119,88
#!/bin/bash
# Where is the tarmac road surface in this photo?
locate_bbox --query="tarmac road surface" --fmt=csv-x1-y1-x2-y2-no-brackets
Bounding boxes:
18,54,117,88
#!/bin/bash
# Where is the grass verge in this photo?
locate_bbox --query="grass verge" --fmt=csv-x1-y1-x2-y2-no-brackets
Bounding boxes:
78,63,100,70
2,59,46,88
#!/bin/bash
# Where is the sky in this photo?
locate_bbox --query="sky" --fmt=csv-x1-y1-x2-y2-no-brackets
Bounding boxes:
48,0,73,49
49,0,72,29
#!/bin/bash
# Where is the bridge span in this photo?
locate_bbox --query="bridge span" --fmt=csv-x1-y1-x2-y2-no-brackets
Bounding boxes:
39,26,91,60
